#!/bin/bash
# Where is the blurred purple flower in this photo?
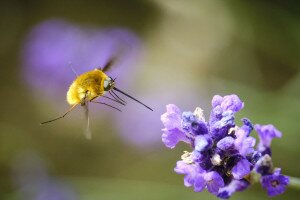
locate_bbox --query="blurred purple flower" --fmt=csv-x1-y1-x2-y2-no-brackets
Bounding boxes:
12,151,78,200
161,94,289,198
21,19,142,107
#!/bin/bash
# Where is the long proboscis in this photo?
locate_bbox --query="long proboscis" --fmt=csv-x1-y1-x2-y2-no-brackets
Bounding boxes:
113,87,153,111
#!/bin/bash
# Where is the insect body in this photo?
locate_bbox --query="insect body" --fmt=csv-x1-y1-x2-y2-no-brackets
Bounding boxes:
67,69,109,106
41,56,153,139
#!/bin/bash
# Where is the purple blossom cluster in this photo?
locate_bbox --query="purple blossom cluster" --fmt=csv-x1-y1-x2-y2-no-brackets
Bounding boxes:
161,94,289,198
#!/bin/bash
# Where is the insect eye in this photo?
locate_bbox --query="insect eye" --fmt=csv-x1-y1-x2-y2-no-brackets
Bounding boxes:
104,80,109,88
104,78,113,91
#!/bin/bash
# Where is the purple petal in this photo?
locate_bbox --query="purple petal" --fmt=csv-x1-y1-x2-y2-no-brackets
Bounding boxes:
211,95,223,108
231,159,251,179
220,95,244,113
192,121,209,135
174,161,190,174
162,128,188,149
257,143,272,156
212,111,235,130
204,171,224,195
184,174,194,187
261,169,289,197
181,111,195,133
161,104,189,148
166,104,181,114
217,136,235,151
234,128,256,156
217,179,250,199
209,106,223,128
194,174,206,192
241,118,253,135
255,124,282,148
181,111,209,136
161,104,182,130
210,110,235,140
191,151,212,170
278,175,290,186
174,161,202,175
174,161,198,187
239,137,256,156
194,135,213,152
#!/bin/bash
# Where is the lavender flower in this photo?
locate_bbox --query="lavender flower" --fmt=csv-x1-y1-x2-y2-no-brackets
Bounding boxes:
255,124,282,156
161,94,289,198
261,168,289,197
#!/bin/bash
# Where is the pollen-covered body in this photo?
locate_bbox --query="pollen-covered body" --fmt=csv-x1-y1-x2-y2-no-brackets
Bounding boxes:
67,69,108,105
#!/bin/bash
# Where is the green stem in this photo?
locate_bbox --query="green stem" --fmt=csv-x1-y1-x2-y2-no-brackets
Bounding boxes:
289,176,300,190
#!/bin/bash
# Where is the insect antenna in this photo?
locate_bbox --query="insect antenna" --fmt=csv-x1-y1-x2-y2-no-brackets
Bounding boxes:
102,95,126,106
40,104,78,125
91,101,122,112
68,62,79,77
113,87,153,111
109,90,127,104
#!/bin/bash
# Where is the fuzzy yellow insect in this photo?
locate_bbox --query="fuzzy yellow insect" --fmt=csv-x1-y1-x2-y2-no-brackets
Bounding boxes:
67,69,109,105
41,57,152,139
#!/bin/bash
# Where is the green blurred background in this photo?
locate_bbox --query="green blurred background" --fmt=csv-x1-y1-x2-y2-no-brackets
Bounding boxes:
0,0,300,199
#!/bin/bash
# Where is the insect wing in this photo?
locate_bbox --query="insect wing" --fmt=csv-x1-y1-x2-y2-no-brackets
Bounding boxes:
99,46,127,72
101,55,117,72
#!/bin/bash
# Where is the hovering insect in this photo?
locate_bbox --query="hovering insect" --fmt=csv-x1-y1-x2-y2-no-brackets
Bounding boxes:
41,55,153,139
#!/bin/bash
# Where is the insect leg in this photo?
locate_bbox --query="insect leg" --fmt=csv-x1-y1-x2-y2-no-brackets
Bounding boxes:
101,95,126,106
109,90,127,104
91,101,122,112
89,95,125,106
83,100,92,139
40,104,78,125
